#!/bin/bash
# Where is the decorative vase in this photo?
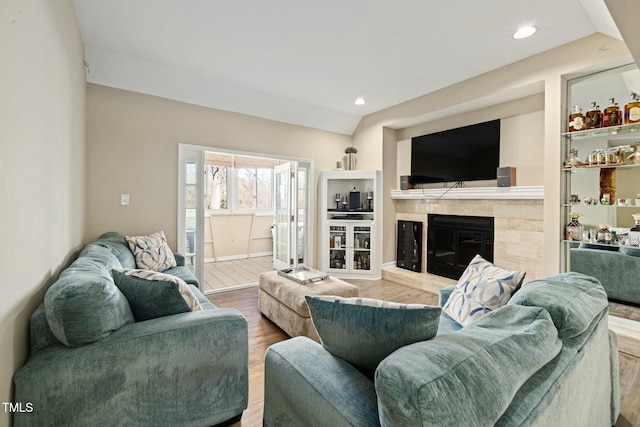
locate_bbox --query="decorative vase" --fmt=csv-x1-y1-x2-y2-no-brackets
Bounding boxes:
345,147,357,170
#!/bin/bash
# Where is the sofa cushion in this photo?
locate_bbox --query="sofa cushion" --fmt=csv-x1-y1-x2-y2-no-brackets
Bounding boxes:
125,230,177,272
376,305,562,427
508,272,608,340
44,246,134,347
112,269,203,321
163,265,200,287
443,254,525,326
305,295,440,377
93,231,137,269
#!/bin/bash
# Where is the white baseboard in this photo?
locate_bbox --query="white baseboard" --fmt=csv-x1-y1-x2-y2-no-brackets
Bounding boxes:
205,252,272,263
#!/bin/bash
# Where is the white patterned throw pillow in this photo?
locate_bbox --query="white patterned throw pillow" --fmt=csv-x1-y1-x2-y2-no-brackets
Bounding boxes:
443,255,526,326
125,230,177,272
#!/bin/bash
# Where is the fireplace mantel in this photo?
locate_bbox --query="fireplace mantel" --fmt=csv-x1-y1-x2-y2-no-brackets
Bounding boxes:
390,185,543,200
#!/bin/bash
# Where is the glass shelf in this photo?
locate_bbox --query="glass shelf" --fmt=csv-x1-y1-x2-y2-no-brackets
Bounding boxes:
562,203,639,208
562,163,640,172
561,123,640,140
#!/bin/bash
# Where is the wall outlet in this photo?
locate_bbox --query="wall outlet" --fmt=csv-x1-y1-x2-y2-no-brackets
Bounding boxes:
120,194,130,206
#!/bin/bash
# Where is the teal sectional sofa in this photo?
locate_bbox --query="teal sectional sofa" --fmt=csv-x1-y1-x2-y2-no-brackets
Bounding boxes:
571,245,640,305
263,273,619,426
13,232,249,427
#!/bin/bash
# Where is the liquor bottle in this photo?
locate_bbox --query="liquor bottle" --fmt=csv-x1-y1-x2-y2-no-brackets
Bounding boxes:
603,98,621,127
585,102,602,129
624,92,640,124
568,105,585,132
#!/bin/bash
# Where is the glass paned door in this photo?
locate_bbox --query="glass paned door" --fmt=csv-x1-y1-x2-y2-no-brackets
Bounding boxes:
329,225,347,270
273,162,298,270
353,226,371,271
178,146,204,285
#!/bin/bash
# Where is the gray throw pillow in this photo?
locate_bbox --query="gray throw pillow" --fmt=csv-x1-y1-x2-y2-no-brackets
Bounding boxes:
305,295,441,377
112,269,202,322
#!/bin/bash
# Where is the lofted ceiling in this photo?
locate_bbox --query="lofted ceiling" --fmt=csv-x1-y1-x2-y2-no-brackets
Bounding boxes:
72,0,622,135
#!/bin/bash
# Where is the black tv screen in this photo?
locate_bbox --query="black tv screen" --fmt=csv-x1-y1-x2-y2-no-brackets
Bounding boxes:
410,119,500,184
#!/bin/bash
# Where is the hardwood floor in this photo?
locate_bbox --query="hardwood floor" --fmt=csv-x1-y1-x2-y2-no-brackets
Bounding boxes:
209,279,640,427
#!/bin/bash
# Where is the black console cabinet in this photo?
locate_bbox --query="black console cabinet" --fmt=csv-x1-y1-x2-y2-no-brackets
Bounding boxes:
397,220,423,273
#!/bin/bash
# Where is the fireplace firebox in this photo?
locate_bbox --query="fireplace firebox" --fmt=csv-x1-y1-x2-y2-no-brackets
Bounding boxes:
427,214,494,280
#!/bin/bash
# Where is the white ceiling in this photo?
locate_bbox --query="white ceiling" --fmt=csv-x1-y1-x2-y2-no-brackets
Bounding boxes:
72,0,622,135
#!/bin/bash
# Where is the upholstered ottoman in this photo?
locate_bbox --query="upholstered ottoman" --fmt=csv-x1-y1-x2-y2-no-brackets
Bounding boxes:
258,271,359,341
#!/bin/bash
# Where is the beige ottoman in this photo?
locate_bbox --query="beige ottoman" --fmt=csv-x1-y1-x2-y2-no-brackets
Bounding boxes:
258,271,359,341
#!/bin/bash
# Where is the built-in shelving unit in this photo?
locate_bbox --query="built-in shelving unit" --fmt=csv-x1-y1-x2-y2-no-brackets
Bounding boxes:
318,170,382,279
561,64,640,262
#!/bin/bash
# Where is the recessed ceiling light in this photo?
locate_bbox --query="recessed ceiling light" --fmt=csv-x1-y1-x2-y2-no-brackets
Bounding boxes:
513,26,537,40
354,97,366,106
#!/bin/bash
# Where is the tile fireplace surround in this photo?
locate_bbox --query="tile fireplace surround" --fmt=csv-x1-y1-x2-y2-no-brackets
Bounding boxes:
391,186,544,283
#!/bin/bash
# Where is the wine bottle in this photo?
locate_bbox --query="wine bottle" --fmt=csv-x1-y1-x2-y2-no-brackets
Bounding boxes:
585,102,602,129
624,92,640,124
568,105,585,132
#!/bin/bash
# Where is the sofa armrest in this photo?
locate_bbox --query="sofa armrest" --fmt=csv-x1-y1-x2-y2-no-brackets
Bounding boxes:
14,308,248,427
264,336,379,427
173,252,186,266
439,285,456,307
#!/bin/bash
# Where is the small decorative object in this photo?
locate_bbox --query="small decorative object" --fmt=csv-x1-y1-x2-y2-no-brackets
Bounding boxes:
599,169,616,204
345,146,357,170
618,198,628,206
585,102,602,129
335,193,341,210
632,213,640,232
366,190,373,210
583,197,593,205
636,193,640,207
336,161,343,170
601,194,610,205
569,194,579,203
597,224,611,244
628,144,640,164
565,213,583,241
565,149,582,168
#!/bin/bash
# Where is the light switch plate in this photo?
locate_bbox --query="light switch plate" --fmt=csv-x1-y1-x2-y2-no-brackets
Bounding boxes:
120,194,130,206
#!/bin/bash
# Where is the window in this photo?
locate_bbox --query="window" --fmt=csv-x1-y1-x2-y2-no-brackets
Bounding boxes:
205,152,278,213
205,165,227,210
237,168,273,211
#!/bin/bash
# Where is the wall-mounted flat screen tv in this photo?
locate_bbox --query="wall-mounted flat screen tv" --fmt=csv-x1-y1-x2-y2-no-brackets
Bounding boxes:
410,119,500,185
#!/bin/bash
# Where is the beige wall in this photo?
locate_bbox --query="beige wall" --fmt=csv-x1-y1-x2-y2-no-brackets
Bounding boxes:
353,33,632,274
396,95,545,188
85,84,352,266
0,1,85,426
204,214,273,260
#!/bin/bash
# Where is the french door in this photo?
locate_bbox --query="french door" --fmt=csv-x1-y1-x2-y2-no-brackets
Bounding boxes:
177,146,204,285
178,144,313,288
273,161,309,270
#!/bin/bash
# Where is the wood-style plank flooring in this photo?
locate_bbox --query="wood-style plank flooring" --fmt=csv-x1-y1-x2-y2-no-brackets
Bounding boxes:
209,279,640,427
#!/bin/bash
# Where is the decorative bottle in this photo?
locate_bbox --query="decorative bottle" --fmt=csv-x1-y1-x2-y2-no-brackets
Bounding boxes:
565,213,583,241
597,224,611,244
568,105,585,132
603,98,621,127
625,92,640,124
585,102,602,129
